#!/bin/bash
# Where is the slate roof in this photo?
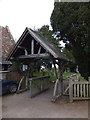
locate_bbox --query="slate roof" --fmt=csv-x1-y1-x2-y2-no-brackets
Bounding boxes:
7,27,68,61
0,26,15,65
0,26,15,58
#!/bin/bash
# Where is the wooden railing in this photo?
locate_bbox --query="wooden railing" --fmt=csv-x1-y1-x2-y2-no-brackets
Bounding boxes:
69,80,90,102
29,76,50,98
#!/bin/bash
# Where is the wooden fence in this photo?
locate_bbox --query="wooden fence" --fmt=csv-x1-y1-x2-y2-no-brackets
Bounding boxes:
29,76,50,98
69,80,90,102
6,71,23,81
63,74,79,96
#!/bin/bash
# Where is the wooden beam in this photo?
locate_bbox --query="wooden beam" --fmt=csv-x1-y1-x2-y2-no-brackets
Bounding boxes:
58,63,63,96
17,76,25,93
25,49,28,55
53,60,60,98
58,62,64,96
17,54,50,59
38,47,41,54
31,39,34,54
8,30,29,60
53,61,58,79
52,61,64,100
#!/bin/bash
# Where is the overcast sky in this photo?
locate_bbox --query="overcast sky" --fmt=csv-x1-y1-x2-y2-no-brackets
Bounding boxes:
0,0,54,40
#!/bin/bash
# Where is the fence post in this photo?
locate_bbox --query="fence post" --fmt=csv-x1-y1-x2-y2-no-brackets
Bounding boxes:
88,77,90,82
69,78,73,102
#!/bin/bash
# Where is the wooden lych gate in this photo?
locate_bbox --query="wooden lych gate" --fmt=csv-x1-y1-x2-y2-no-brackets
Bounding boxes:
7,27,68,101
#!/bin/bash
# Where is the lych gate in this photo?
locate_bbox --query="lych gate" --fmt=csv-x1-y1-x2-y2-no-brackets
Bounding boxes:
7,27,68,101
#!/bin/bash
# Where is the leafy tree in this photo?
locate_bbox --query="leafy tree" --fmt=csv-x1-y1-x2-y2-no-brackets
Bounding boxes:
50,2,90,79
62,48,75,63
35,25,75,65
36,25,61,48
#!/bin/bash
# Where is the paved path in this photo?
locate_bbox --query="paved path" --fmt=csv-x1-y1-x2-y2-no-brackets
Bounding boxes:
2,86,89,118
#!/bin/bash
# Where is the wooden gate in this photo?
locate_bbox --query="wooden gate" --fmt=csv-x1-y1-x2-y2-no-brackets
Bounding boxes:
62,74,90,102
69,80,90,102
63,74,79,96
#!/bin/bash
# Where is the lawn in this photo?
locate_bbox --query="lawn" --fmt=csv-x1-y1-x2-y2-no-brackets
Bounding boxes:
32,70,86,82
63,72,75,79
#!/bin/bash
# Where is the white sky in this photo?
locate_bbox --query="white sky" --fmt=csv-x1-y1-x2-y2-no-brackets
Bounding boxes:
0,0,54,40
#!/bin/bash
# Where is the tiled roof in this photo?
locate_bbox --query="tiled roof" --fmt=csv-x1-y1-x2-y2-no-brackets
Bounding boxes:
0,26,15,58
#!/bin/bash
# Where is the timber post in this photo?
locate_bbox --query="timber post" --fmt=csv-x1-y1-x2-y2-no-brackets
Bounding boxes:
53,60,58,79
52,61,58,99
52,60,64,102
69,78,73,102
88,77,90,82
58,62,63,96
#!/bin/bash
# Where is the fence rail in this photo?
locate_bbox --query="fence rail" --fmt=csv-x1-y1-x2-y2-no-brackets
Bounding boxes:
69,80,90,102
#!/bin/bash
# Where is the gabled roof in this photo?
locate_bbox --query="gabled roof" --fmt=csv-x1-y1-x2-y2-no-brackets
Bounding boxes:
7,27,68,61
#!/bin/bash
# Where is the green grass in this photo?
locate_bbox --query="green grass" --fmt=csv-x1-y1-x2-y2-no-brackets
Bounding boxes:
50,75,56,82
79,76,86,81
33,71,43,77
32,70,86,82
63,72,75,79
33,70,49,77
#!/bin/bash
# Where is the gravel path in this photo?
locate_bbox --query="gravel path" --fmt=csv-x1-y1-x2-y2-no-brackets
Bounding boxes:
2,86,89,118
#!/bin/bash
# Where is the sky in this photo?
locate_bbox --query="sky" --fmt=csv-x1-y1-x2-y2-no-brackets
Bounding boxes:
0,0,54,41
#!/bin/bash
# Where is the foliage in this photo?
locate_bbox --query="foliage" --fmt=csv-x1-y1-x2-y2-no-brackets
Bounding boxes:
63,72,75,79
79,76,86,81
32,70,86,82
62,48,75,63
35,25,63,50
50,2,90,79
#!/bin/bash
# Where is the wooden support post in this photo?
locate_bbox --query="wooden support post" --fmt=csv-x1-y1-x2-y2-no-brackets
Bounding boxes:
17,76,25,93
53,79,59,97
53,61,59,97
52,60,64,102
57,64,61,96
25,68,30,89
25,49,28,55
38,47,41,54
29,80,32,98
53,61,58,79
31,39,34,54
26,76,28,89
69,79,73,102
58,62,64,96
51,60,59,102
88,77,90,82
